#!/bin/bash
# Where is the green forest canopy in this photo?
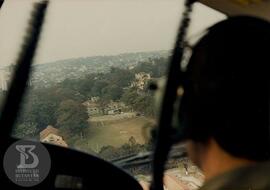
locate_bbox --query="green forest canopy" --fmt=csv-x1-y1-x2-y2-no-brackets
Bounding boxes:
12,57,168,139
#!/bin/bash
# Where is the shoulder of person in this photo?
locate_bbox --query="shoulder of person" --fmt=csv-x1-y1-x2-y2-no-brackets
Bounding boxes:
200,162,270,190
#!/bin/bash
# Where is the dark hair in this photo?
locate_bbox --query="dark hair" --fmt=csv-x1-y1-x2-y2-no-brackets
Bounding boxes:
180,16,270,161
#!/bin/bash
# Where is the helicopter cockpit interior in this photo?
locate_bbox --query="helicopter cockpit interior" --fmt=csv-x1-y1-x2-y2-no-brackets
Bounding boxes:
0,0,270,189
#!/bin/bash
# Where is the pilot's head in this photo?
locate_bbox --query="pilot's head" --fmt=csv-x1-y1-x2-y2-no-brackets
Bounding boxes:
180,16,270,177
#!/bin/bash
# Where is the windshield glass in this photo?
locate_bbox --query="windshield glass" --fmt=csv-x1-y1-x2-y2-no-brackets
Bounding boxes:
0,0,225,188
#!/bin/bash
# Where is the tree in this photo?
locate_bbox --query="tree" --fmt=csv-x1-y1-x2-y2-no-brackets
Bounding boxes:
121,88,155,117
128,136,137,146
13,122,37,138
101,84,123,101
106,67,134,88
91,80,108,96
16,90,58,132
121,88,138,106
56,99,89,137
33,89,58,124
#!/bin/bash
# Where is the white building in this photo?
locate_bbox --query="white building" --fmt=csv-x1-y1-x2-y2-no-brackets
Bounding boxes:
0,69,10,91
131,72,151,90
82,101,102,116
40,125,68,147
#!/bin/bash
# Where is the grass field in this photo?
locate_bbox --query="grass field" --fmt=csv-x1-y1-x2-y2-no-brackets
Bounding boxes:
72,116,155,153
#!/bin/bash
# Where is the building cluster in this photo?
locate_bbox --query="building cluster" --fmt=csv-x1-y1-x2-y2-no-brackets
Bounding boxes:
0,69,10,91
131,72,151,90
83,97,129,117
83,72,152,117
40,125,68,147
0,67,32,91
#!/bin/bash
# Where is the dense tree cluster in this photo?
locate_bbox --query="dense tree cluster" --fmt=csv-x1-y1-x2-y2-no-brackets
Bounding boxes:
11,57,168,139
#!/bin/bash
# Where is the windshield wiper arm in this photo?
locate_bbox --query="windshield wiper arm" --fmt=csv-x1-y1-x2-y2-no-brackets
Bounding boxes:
0,1,48,138
0,1,4,9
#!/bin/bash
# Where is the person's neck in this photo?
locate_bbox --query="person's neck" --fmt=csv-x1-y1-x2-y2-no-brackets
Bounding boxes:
201,139,256,180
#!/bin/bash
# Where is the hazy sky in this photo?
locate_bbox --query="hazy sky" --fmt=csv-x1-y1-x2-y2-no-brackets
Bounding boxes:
0,0,225,66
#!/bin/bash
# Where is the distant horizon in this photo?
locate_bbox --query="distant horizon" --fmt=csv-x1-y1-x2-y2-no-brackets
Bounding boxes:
0,49,171,69
0,0,225,67
36,49,170,64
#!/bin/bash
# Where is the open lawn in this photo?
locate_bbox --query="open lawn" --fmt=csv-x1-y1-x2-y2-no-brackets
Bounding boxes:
73,116,155,153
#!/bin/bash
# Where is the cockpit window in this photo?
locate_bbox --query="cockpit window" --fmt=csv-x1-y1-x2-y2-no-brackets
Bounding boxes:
0,0,225,187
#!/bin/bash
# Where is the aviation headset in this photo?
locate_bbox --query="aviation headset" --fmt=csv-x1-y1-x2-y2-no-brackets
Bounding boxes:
177,16,270,161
